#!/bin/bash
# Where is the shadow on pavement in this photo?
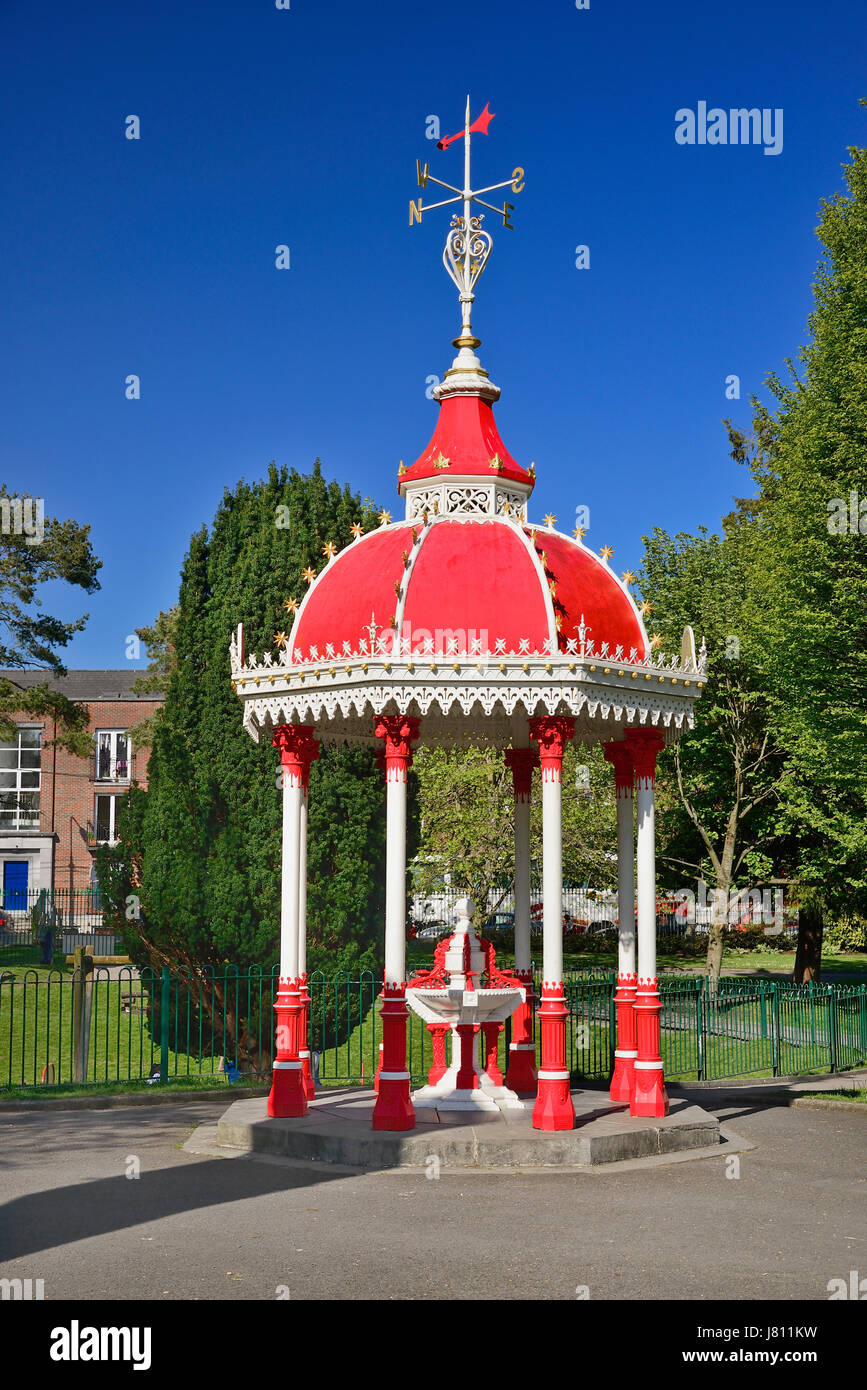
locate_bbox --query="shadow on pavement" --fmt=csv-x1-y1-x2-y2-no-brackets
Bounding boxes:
0,1150,353,1263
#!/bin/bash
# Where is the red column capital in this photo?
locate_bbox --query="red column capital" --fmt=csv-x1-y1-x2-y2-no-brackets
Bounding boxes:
602,740,634,796
504,747,539,801
528,716,575,782
374,715,421,780
273,724,320,790
624,728,665,788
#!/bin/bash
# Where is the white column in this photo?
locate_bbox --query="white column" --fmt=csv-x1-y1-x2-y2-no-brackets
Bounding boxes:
617,788,636,975
298,788,308,978
384,772,408,986
281,771,302,980
542,772,563,983
635,778,656,981
514,792,532,974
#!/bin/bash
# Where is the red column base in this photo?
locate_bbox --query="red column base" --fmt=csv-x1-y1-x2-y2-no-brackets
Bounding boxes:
505,971,537,1096
609,1052,636,1105
372,1076,416,1130
532,982,575,1131
372,984,415,1132
630,978,669,1117
533,1074,574,1130
268,978,307,1118
267,1062,307,1118
630,1064,669,1117
609,972,637,1104
506,1044,538,1095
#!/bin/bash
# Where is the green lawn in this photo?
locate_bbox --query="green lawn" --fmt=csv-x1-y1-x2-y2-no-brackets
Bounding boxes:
0,968,254,1088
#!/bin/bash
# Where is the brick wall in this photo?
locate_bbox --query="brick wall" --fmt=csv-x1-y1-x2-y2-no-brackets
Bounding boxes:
46,699,160,893
1,693,162,895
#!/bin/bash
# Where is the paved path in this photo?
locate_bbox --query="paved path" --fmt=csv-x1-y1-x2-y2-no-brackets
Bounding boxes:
0,1094,864,1301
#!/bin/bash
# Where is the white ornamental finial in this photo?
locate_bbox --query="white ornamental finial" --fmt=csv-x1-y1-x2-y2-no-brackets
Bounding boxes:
410,97,524,369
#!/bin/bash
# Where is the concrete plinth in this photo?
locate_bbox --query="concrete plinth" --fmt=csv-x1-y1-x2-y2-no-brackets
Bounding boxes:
199,1086,721,1171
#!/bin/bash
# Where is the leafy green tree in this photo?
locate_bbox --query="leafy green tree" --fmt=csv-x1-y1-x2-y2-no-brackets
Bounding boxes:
412,742,618,927
638,519,787,980
128,606,179,749
413,746,513,922
0,486,101,754
728,118,867,979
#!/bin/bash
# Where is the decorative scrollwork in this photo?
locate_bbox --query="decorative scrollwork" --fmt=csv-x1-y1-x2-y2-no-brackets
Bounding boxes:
407,487,442,519
446,487,488,514
443,215,493,296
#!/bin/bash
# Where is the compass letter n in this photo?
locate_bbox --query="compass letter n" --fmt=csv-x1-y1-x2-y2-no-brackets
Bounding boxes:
409,198,423,226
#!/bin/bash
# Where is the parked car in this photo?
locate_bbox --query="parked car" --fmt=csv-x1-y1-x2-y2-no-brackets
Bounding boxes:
483,911,514,934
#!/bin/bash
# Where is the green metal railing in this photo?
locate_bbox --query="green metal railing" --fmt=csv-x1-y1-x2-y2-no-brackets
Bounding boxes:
559,973,867,1082
0,962,864,1090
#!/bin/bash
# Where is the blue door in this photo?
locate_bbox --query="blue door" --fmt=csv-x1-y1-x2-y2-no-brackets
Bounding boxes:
3,861,28,912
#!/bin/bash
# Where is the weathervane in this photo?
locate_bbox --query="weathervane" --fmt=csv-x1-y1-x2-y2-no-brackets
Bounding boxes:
410,98,524,354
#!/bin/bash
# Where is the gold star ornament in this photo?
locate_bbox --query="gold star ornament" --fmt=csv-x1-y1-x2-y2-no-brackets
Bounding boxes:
573,525,587,540
350,523,364,540
620,570,635,586
378,509,392,526
600,545,614,562
543,513,556,528
273,631,289,649
322,541,337,559
639,601,652,617
302,566,317,585
283,597,299,614
650,633,663,649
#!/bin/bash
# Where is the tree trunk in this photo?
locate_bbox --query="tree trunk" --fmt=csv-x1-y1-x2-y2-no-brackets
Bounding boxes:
705,883,729,984
705,922,724,983
794,901,823,983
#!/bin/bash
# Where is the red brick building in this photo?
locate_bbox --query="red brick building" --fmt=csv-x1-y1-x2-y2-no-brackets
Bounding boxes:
0,671,163,903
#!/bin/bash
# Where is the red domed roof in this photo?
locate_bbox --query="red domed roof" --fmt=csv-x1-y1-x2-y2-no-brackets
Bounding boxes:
289,518,647,662
399,394,533,493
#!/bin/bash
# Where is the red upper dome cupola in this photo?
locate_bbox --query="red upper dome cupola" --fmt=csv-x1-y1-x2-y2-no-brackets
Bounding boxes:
400,379,534,499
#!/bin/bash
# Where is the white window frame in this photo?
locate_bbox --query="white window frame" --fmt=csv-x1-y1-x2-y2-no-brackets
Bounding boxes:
94,730,131,784
0,726,42,830
93,793,123,845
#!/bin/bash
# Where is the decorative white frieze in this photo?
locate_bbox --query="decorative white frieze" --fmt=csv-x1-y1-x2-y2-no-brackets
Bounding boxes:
403,477,530,521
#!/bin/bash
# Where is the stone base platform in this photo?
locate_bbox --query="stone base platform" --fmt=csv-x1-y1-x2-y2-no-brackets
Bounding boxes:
198,1086,722,1170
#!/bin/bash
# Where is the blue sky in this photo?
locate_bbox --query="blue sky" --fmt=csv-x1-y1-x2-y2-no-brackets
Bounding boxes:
1,0,864,667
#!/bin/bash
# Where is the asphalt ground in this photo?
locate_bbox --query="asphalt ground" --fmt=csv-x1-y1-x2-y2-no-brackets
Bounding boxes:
0,1095,864,1305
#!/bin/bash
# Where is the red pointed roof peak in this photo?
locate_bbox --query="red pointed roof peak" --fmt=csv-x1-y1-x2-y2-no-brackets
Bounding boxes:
399,391,533,494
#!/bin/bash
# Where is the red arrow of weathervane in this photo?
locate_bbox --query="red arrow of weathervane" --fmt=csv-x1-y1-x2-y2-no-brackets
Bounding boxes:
436,102,495,151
